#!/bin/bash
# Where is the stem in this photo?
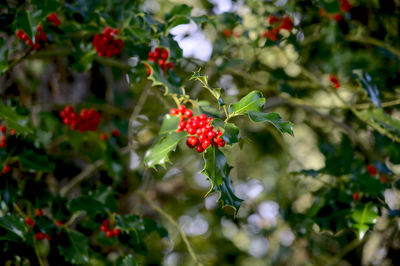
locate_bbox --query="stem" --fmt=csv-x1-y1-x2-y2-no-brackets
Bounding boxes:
13,204,27,219
60,146,130,197
5,47,33,73
138,191,204,266
345,36,400,58
33,237,45,266
128,82,151,150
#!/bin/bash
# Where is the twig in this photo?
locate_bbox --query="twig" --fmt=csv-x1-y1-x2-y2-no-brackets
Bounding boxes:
138,191,204,266
345,36,400,58
60,146,130,197
128,82,151,150
5,47,33,74
33,237,45,266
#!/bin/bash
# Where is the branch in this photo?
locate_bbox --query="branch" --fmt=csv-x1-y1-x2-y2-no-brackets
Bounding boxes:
60,146,130,197
5,47,33,74
345,35,400,58
138,191,204,266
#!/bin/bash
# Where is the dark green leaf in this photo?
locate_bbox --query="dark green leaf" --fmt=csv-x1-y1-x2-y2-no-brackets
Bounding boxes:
248,111,294,136
18,150,55,172
159,114,180,134
59,230,89,264
146,62,184,96
0,101,32,135
229,91,265,116
14,10,33,40
357,108,400,138
201,147,243,214
0,214,26,240
69,196,107,218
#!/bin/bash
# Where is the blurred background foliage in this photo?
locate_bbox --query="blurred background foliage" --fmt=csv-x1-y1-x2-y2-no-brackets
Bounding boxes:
1,0,400,265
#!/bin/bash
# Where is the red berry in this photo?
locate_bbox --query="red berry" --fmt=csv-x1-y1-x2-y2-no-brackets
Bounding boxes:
206,117,213,123
187,127,196,135
187,136,199,146
9,129,15,136
207,131,216,139
178,105,186,114
353,192,359,201
102,219,109,227
199,114,207,120
45,235,51,241
35,209,43,216
169,109,178,116
111,129,120,137
100,225,108,232
2,165,10,174
25,217,35,227
166,62,174,69
366,164,378,176
340,0,353,12
35,232,46,240
0,141,6,148
113,228,121,236
106,230,114,238
56,221,63,227
223,28,232,38
0,126,6,133
202,139,211,149
218,139,226,147
161,49,169,60
186,139,195,148
280,16,293,31
196,144,204,153
184,109,193,118
99,133,108,141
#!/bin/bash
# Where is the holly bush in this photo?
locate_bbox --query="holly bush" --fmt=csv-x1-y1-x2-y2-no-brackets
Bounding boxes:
1,0,400,265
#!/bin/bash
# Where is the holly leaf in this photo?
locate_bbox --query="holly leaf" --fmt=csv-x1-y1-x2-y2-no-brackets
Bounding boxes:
0,102,32,135
14,10,33,40
144,131,187,169
201,147,243,214
248,111,294,136
353,70,380,107
229,91,265,116
211,118,239,145
190,70,225,106
351,203,378,239
159,114,180,134
357,108,400,139
59,230,89,264
146,61,184,96
116,255,138,266
69,196,108,218
18,150,55,172
0,214,26,240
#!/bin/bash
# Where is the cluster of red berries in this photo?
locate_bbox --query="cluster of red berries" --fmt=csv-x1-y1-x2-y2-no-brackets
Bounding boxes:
366,164,388,183
0,125,16,149
16,25,48,50
25,209,53,240
261,15,294,42
93,27,124,57
329,75,341,89
100,219,120,238
46,13,61,27
60,106,101,132
99,129,120,141
319,0,353,21
146,47,174,76
169,105,226,153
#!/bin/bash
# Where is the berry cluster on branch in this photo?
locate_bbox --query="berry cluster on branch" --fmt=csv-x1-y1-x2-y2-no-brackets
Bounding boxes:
60,106,101,132
93,27,124,57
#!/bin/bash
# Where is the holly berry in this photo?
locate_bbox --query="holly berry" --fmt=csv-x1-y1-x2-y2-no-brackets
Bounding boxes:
366,164,378,176
9,129,16,135
2,165,10,174
106,230,114,238
35,232,46,240
60,106,101,132
46,13,61,26
113,228,121,236
25,217,35,227
56,221,63,227
110,129,119,138
0,125,6,133
353,192,360,201
102,219,109,227
329,75,341,89
223,29,232,38
170,108,179,116
184,109,193,118
100,225,108,232
35,209,44,216
99,133,109,141
147,47,174,75
178,105,186,114
93,27,124,57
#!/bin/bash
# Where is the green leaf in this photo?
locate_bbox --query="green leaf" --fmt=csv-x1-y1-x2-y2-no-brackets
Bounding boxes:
353,70,380,107
351,203,378,239
190,70,225,106
159,114,180,134
0,214,26,240
211,118,239,145
69,196,108,218
357,108,400,138
0,37,8,74
116,255,138,266
14,10,34,40
146,62,184,96
229,91,265,116
248,111,294,136
144,131,187,169
201,147,243,214
59,230,89,264
0,102,32,135
18,150,55,172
